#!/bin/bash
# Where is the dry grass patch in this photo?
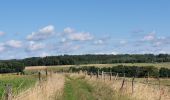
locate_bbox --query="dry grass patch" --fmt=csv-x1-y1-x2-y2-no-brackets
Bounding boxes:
86,75,170,100
14,73,65,100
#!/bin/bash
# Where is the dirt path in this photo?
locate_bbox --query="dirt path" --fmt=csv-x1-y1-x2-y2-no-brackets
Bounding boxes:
14,73,65,100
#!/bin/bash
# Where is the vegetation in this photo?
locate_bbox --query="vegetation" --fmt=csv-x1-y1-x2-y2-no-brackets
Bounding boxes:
4,54,170,66
0,74,37,99
62,74,131,100
0,61,25,73
1,54,170,74
69,65,170,78
63,75,94,100
159,68,170,77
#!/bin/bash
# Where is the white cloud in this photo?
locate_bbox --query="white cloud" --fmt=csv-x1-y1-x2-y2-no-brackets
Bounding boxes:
0,44,5,52
94,51,119,55
64,27,74,34
5,40,22,48
94,40,104,45
63,27,93,41
39,25,54,33
69,32,93,41
27,25,55,41
0,31,5,36
27,41,45,51
142,32,155,41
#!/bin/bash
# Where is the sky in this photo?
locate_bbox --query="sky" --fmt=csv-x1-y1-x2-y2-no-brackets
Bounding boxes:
0,0,170,59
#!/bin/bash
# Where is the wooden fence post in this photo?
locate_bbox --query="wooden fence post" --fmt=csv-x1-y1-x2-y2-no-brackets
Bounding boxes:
97,69,99,79
132,77,135,94
159,88,164,100
157,77,161,90
115,73,118,80
5,84,12,100
104,72,105,81
45,68,48,77
120,73,125,91
110,70,112,81
147,72,149,84
102,71,103,79
38,72,41,81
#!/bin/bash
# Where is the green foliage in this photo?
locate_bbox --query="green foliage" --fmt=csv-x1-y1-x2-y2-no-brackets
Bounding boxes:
159,68,170,77
0,61,25,73
22,54,170,66
69,65,160,78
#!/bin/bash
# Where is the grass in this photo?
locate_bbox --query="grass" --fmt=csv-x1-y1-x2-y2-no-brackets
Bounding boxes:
91,74,170,100
62,74,94,100
61,74,132,100
0,74,37,99
14,73,65,100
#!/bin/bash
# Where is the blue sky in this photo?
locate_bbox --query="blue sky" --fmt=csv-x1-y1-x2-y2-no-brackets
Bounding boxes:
0,0,170,59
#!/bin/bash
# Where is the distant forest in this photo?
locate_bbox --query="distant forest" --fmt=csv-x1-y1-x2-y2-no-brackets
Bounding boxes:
2,54,170,66
1,54,170,73
22,54,170,66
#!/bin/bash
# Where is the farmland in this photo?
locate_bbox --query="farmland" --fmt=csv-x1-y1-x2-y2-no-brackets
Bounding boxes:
0,62,170,100
38,62,170,69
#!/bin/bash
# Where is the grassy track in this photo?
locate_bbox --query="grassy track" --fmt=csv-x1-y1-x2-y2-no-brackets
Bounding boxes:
63,75,94,100
62,74,132,100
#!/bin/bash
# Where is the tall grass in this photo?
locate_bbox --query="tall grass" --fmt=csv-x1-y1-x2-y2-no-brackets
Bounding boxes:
61,73,132,100
14,73,65,100
86,74,170,100
0,74,37,99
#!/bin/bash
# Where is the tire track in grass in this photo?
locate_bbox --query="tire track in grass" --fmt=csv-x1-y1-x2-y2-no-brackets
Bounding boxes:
62,74,133,100
63,75,94,100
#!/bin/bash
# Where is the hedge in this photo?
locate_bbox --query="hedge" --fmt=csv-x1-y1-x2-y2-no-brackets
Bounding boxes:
69,65,167,78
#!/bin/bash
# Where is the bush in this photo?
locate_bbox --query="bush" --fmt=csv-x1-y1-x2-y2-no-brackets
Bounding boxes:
69,65,161,78
0,62,25,73
159,68,170,78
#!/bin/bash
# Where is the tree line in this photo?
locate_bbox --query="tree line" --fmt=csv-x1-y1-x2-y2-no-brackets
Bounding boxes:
0,61,25,73
21,54,170,66
0,54,170,74
69,65,170,78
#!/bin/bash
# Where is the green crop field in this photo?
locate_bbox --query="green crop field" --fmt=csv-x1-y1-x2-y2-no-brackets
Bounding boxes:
0,74,37,99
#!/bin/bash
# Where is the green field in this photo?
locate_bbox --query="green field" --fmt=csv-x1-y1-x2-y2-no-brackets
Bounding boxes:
0,74,37,99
